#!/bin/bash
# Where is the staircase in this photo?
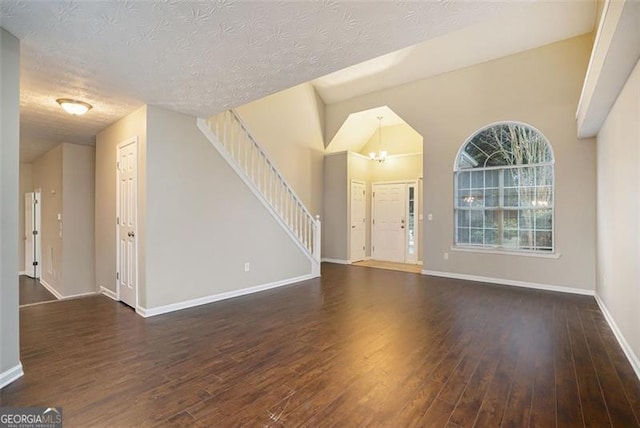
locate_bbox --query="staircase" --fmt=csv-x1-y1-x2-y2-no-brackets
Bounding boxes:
197,110,321,277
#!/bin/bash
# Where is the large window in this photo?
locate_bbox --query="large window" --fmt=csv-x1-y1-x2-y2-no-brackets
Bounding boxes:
454,122,554,253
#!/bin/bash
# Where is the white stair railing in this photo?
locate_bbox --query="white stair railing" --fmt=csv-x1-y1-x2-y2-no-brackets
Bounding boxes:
197,110,321,276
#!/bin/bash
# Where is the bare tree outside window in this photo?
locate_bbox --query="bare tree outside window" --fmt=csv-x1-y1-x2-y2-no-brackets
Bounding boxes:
455,122,554,252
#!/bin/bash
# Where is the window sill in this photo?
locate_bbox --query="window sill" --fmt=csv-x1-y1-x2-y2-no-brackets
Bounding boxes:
450,246,561,259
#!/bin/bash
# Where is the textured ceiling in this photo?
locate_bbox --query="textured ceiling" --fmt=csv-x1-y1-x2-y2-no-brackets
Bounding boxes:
313,0,597,103
1,0,519,162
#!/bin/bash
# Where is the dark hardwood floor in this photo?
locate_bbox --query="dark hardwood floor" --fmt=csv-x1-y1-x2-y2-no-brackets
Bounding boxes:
19,275,56,306
2,263,639,427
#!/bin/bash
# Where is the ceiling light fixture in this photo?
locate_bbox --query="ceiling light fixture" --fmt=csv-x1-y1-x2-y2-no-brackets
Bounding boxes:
56,98,92,116
369,116,387,163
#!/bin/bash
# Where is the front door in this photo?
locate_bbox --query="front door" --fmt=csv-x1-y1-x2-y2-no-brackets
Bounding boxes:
116,138,138,309
372,183,406,263
350,181,366,262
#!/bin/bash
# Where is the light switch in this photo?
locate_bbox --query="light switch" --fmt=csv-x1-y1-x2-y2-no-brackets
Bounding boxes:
427,213,433,221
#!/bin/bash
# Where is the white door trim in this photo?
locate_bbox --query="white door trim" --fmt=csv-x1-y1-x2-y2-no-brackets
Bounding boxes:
34,189,41,278
350,179,367,262
115,137,139,309
23,190,42,278
24,192,35,277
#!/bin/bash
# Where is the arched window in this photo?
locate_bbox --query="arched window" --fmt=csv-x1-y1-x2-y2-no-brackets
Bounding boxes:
454,122,554,252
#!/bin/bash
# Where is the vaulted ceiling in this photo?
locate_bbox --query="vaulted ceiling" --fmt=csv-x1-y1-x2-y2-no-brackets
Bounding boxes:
1,1,597,162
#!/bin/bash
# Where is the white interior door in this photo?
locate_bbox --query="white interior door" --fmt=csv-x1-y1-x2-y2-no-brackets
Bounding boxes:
372,183,406,263
116,139,138,309
24,192,35,277
350,181,366,262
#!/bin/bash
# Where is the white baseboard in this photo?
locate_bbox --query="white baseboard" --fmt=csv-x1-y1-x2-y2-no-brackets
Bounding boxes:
137,273,314,318
65,291,99,299
594,294,640,381
100,286,118,301
421,270,594,296
0,363,24,389
19,271,29,276
39,279,62,300
39,280,97,300
321,258,352,265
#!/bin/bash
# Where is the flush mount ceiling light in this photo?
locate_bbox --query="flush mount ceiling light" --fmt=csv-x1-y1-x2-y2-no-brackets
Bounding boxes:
56,98,92,116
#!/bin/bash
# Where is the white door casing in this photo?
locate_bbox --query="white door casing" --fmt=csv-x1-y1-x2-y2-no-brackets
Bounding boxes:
350,180,366,262
24,192,35,277
116,138,138,309
24,191,41,278
372,183,406,263
34,190,41,278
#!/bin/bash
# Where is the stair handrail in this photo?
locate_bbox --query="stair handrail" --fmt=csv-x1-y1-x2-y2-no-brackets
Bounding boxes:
228,109,317,224
202,109,321,269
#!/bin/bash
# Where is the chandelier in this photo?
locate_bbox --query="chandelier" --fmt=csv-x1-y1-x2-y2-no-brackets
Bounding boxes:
369,116,387,163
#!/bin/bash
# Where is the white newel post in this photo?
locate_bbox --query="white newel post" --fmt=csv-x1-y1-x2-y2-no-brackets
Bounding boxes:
313,215,321,277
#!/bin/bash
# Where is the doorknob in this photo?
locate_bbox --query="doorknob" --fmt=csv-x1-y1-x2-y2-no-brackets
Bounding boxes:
352,225,356,228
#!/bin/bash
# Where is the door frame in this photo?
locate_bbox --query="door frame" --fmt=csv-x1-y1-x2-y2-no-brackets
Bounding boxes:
371,180,419,264
350,179,367,262
24,189,42,278
115,137,139,308
33,189,41,278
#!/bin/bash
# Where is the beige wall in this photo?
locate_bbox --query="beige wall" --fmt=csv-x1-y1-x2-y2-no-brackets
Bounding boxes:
359,123,423,157
595,0,606,34
32,145,64,292
235,83,325,217
322,153,348,260
18,162,32,272
144,105,311,308
596,59,640,363
62,144,95,296
327,34,597,291
95,105,147,301
31,143,95,297
0,27,21,379
370,153,422,183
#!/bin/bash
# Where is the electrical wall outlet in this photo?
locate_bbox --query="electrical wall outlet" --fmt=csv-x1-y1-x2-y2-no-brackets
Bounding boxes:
443,252,449,260
244,262,250,272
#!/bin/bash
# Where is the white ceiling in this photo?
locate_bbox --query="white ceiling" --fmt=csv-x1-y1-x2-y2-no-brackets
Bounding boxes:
1,0,521,162
313,0,597,104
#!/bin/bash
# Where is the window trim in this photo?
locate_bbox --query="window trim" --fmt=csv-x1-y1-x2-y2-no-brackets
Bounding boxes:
453,121,556,255
449,245,562,259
